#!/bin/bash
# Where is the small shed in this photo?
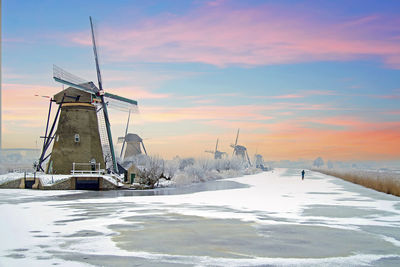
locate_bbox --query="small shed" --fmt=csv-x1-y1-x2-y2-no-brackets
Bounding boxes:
120,161,142,184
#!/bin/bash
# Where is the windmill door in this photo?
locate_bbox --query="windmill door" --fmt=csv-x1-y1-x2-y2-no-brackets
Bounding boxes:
25,178,35,189
75,177,100,190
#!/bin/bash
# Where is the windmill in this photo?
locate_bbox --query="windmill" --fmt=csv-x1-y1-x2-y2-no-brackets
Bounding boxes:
118,110,148,160
230,129,251,165
254,154,266,170
36,17,138,174
205,138,227,159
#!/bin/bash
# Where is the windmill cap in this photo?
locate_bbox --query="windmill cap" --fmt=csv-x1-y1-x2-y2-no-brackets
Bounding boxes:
125,133,143,142
53,84,97,104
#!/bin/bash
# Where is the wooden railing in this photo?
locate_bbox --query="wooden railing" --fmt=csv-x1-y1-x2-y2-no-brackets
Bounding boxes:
71,163,105,175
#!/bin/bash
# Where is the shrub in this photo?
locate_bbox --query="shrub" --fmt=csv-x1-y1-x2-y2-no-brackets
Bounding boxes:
122,155,263,188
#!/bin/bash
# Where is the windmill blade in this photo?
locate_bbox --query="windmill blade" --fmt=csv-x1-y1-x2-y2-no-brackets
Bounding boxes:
117,137,125,143
205,150,214,154
104,92,138,112
235,128,240,146
215,138,219,153
120,110,131,158
53,65,98,95
90,16,118,173
90,16,104,93
141,141,148,155
245,149,252,166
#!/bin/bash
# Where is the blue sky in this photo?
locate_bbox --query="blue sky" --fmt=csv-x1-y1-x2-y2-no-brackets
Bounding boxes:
2,0,400,160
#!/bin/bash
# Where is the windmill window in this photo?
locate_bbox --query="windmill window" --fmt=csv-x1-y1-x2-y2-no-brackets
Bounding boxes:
74,134,80,143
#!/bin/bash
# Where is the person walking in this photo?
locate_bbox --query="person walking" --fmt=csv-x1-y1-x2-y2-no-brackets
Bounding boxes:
301,170,305,180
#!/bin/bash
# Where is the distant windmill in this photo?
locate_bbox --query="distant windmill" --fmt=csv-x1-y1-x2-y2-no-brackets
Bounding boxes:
118,110,148,160
254,154,266,170
205,138,227,159
36,17,138,174
230,129,251,165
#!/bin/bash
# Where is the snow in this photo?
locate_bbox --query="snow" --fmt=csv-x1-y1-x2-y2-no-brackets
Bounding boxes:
0,168,400,266
0,172,119,186
123,169,400,229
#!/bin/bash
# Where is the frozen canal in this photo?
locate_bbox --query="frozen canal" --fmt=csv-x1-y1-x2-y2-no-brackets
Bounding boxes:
0,168,400,266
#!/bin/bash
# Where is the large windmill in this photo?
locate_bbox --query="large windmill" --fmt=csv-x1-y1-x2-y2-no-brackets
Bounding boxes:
205,138,227,159
118,110,148,160
230,129,251,165
36,17,137,174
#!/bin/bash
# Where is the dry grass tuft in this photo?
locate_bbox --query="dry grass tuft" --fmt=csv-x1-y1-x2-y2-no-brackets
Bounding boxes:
314,169,400,197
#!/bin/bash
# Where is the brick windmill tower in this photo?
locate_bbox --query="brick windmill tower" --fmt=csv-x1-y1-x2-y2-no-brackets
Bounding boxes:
36,17,137,174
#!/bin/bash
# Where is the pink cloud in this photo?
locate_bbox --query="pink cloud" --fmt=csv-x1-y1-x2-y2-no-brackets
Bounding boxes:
137,102,343,124
140,105,274,122
239,90,339,100
192,99,217,104
383,110,400,115
377,94,400,99
269,94,304,99
207,0,227,7
68,4,400,67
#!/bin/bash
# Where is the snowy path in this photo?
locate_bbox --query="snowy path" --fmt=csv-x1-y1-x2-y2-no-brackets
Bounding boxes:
0,168,400,266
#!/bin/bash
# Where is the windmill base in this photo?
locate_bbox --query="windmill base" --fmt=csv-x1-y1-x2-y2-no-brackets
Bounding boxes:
0,175,118,190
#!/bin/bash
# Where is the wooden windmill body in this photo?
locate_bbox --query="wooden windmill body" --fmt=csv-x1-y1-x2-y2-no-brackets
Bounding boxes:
47,87,105,174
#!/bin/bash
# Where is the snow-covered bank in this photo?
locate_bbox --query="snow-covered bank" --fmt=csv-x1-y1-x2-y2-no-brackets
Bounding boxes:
0,168,399,266
0,156,264,190
314,168,400,197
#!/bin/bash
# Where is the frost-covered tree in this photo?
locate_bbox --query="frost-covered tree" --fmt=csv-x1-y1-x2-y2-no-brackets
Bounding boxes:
179,158,195,170
164,158,180,180
121,154,262,187
313,157,324,168
136,156,165,188
327,160,333,169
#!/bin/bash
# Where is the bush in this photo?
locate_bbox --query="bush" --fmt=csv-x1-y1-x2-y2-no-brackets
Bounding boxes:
122,155,263,188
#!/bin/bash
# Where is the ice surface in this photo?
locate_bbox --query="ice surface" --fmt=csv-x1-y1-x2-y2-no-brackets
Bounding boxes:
0,168,400,266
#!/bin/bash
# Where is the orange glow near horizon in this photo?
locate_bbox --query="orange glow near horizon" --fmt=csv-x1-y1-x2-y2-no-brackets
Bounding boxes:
3,82,399,161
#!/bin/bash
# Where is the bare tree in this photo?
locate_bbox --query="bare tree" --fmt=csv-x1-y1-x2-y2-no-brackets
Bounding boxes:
136,156,165,188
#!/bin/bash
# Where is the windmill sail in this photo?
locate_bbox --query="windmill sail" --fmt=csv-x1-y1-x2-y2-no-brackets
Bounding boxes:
53,66,138,112
53,65,98,94
120,110,131,158
104,92,138,112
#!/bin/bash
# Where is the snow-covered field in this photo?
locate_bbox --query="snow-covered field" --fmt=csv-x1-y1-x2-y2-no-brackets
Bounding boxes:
0,168,399,266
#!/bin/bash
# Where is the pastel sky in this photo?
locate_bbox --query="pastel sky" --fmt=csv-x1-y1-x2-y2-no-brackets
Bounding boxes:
2,0,400,161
